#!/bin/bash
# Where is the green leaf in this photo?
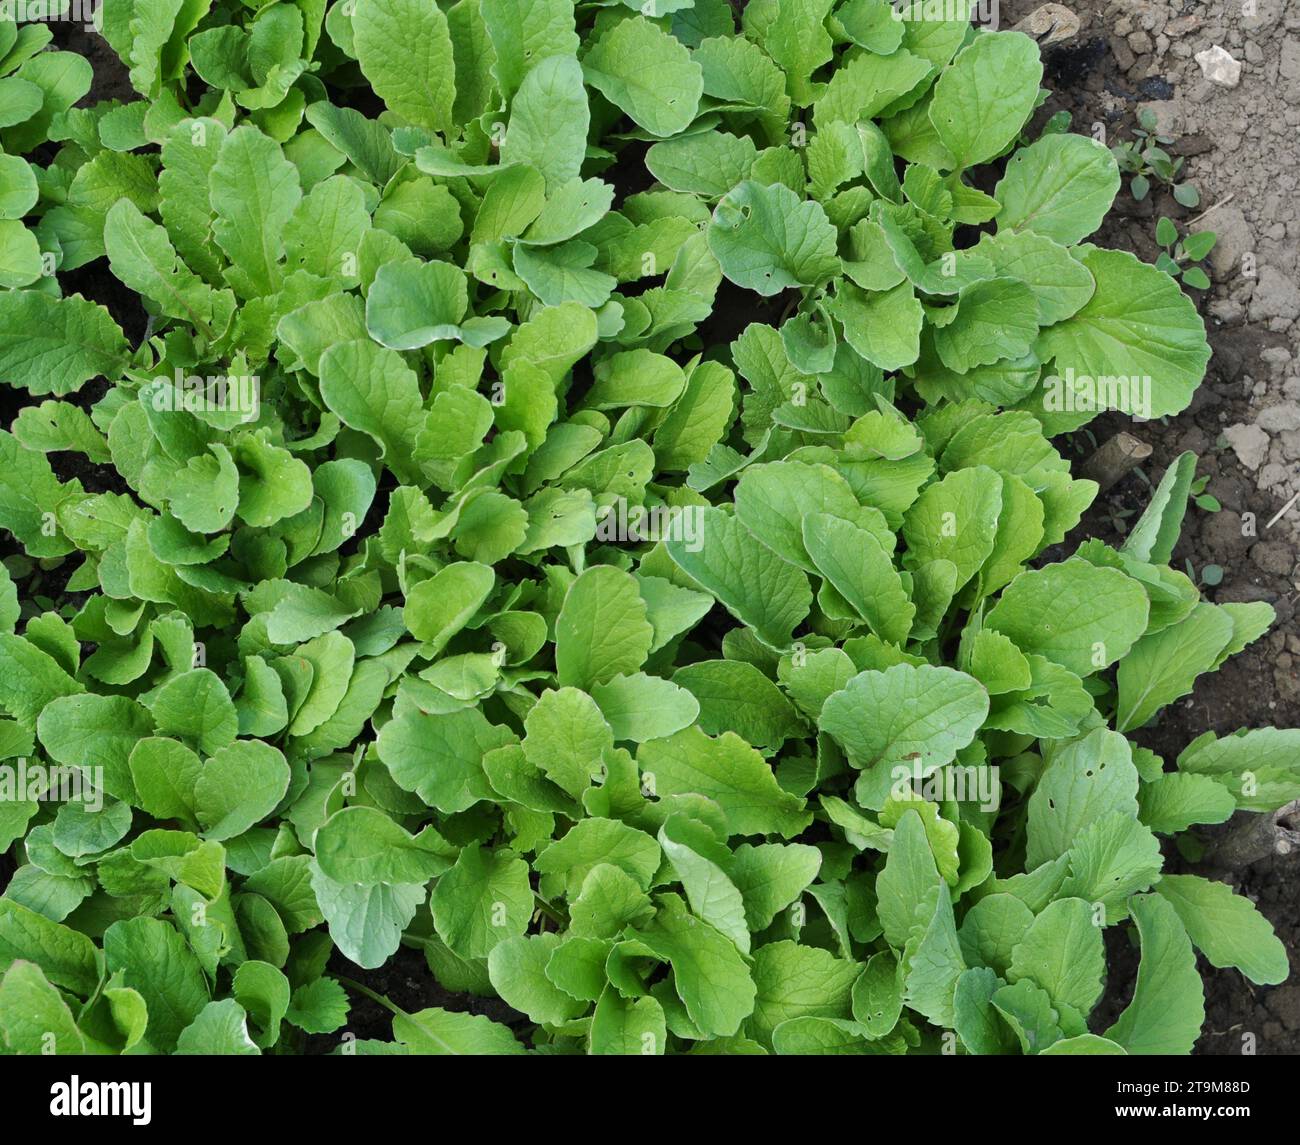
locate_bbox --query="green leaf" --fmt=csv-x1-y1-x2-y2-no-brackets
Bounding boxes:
1104,894,1204,1055
986,559,1149,677
709,181,840,296
631,893,755,1038
1177,728,1300,812
36,693,148,803
764,0,835,108
430,845,533,959
932,278,1039,373
104,918,210,1052
590,988,666,1055
748,938,859,1047
673,659,803,751
319,340,426,484
176,999,261,1054
1025,729,1139,866
874,809,942,949
637,726,811,838
233,962,291,1048
1138,772,1235,835
729,842,822,932
311,865,425,969
286,977,351,1034
535,817,661,898
499,54,589,192
209,125,302,298
522,686,614,800
658,816,750,953
1153,875,1288,987
488,933,587,1025
582,15,702,138
404,561,496,654
377,705,512,813
555,565,654,690
646,131,758,198
194,740,291,841
995,133,1120,245
1059,812,1164,924
929,31,1044,169
1036,248,1211,420
0,218,40,287
0,292,128,397
314,806,450,886
819,665,988,804
0,960,85,1054
392,1005,524,1054
365,259,468,350
481,0,579,101
1122,450,1196,567
352,0,456,134
852,950,904,1038
803,511,915,644
1007,897,1104,1016
666,506,811,650
590,672,700,743
1115,602,1234,731
953,966,1015,1054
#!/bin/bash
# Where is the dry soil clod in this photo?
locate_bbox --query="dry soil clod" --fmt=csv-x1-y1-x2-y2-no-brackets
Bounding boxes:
1012,3,1081,47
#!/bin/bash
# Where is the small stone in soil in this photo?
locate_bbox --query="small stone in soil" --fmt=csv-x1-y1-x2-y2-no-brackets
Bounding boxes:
1224,423,1271,470
1195,45,1243,87
1206,206,1254,280
1247,265,1300,323
1139,96,1183,134
1257,461,1291,490
1257,404,1300,433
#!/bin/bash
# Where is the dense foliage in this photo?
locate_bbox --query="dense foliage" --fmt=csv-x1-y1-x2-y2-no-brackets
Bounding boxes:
0,0,1293,1056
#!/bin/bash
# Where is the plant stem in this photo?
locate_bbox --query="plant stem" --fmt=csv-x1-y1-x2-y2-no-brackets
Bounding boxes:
534,896,566,926
336,975,401,1016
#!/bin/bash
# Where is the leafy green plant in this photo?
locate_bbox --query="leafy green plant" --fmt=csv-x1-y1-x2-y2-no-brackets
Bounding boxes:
1156,217,1215,291
1197,562,1225,588
1112,107,1202,207
0,0,1292,1058
1190,473,1221,513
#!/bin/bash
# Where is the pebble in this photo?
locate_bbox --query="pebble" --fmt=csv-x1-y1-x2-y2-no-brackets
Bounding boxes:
1225,423,1272,470
1248,266,1300,323
1195,45,1244,87
1281,38,1300,83
1140,97,1184,135
1209,298,1245,324
1258,404,1300,433
1258,461,1291,489
1206,206,1254,280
